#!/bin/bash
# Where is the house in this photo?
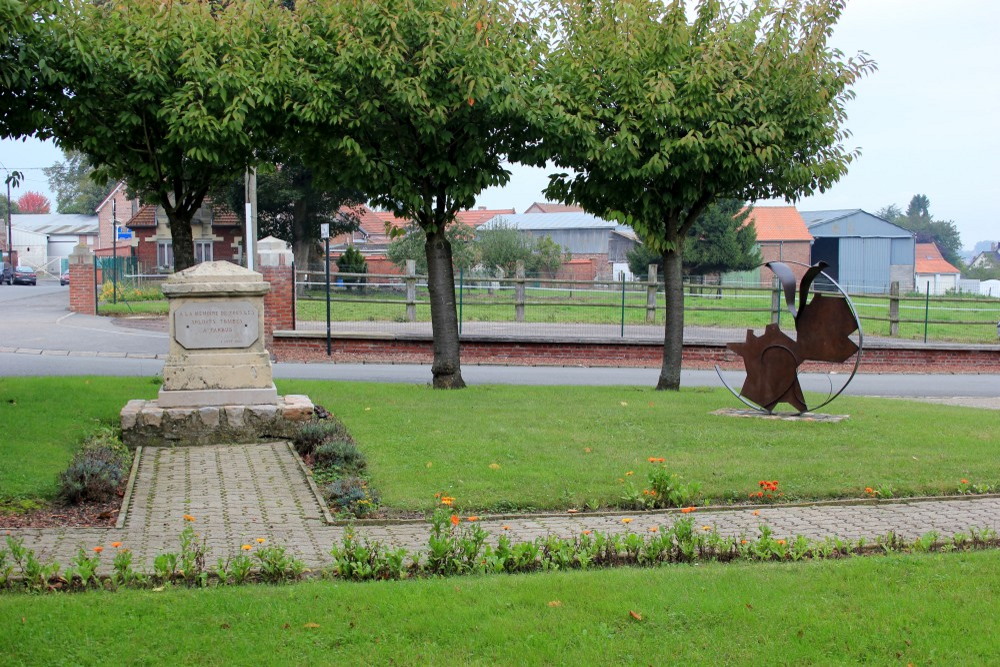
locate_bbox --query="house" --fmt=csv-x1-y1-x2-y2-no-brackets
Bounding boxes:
9,213,99,274
329,205,518,274
970,242,1000,269
125,202,244,271
94,182,141,255
733,206,814,285
524,202,584,214
914,242,961,295
800,209,916,294
480,212,639,280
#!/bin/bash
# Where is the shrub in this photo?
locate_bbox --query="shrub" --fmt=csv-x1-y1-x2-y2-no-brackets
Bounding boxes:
56,426,131,505
324,476,379,517
292,418,353,458
314,440,367,475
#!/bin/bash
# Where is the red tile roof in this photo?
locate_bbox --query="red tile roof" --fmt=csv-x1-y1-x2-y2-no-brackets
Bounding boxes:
743,206,813,242
915,243,960,274
456,208,516,227
124,200,240,228
353,206,516,240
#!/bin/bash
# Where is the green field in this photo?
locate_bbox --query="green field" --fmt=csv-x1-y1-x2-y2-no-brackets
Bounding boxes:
2,378,997,511
2,551,997,664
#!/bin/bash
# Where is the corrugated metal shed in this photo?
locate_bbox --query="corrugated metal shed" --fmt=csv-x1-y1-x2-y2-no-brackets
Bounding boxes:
10,214,99,236
481,213,638,256
801,209,915,294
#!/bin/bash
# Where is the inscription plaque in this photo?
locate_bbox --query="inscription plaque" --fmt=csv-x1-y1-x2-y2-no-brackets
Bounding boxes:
175,301,259,350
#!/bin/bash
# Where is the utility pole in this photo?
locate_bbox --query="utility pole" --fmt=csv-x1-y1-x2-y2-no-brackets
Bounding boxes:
244,168,258,271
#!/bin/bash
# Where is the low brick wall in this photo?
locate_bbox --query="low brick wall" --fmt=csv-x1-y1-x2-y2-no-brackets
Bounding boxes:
271,332,1000,374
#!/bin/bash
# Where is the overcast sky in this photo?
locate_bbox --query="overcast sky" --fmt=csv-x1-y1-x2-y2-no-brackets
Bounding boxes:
2,0,997,247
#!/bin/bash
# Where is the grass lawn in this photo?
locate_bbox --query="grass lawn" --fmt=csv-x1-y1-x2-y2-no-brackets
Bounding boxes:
2,378,997,511
1,551,997,664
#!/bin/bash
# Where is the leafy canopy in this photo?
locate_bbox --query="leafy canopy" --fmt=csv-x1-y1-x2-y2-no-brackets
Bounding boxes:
477,221,569,277
43,150,114,215
879,194,963,268
533,0,875,252
386,223,480,274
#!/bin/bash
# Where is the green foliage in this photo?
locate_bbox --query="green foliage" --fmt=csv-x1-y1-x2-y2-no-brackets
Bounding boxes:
880,194,964,268
477,221,569,277
0,195,19,218
0,0,62,139
55,427,132,505
530,0,874,388
314,440,367,476
213,158,365,270
322,476,380,518
386,222,479,274
43,149,114,215
292,418,354,458
45,0,299,270
336,246,368,288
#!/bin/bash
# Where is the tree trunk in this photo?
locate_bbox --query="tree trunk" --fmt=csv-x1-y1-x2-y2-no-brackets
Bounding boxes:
656,247,684,390
424,228,466,389
291,199,312,271
167,210,196,272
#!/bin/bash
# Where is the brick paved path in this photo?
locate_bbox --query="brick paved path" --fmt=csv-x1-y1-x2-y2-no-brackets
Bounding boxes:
7,443,1000,570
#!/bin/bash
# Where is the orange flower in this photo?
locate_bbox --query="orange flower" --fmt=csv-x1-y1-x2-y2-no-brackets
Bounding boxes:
582,530,592,535
961,479,969,484
501,525,511,531
182,514,196,522
111,541,123,548
680,506,696,513
467,516,479,522
434,492,442,499
648,527,658,533
751,510,760,516
450,514,460,526
741,540,748,545
622,518,633,524
440,496,455,506
776,539,786,546
256,538,266,544
647,457,665,463
242,544,252,551
865,487,875,494
93,546,104,553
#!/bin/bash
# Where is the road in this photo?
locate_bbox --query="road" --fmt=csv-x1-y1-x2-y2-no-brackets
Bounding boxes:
1,282,998,399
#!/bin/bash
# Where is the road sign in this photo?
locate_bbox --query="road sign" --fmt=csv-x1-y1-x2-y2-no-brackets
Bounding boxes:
320,223,330,239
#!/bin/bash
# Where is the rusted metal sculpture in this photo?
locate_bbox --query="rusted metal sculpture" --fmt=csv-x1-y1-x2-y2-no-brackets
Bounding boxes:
718,261,863,414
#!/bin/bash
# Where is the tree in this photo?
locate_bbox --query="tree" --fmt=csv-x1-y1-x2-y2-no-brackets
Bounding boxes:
0,0,60,139
477,221,569,277
336,245,367,290
0,195,19,218
45,0,296,271
386,223,479,275
15,190,49,213
216,158,365,271
530,0,873,390
43,150,113,214
878,194,963,268
290,0,542,388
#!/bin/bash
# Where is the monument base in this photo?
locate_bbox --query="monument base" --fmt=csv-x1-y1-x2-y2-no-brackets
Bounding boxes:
711,408,849,423
121,394,315,448
157,384,279,408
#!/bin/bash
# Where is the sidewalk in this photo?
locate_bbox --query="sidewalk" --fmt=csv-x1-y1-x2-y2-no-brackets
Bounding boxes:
7,443,999,570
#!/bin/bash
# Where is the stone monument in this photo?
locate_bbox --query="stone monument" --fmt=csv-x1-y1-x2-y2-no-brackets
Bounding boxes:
121,256,314,447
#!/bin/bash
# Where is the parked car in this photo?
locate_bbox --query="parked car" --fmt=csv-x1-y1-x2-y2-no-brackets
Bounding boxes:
0,262,11,285
13,266,37,285
60,271,70,286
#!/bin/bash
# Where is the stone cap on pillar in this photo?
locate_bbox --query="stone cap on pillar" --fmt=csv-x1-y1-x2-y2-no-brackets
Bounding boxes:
162,260,270,298
258,236,293,267
69,242,95,264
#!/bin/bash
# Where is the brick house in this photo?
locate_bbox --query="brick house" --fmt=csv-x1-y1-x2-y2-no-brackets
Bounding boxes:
736,206,814,285
125,202,244,271
94,182,141,256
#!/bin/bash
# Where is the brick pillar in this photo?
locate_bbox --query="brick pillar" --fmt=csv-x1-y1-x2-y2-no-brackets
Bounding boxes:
68,243,97,315
257,236,295,346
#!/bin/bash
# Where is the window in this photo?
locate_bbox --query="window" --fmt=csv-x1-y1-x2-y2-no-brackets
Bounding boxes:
157,241,173,268
195,240,213,263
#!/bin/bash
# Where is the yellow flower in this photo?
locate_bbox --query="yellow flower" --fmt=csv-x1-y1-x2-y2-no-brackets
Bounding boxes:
489,463,501,470
242,544,252,551
701,526,712,532
625,471,634,477
440,496,455,506
622,518,633,524
256,538,266,544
